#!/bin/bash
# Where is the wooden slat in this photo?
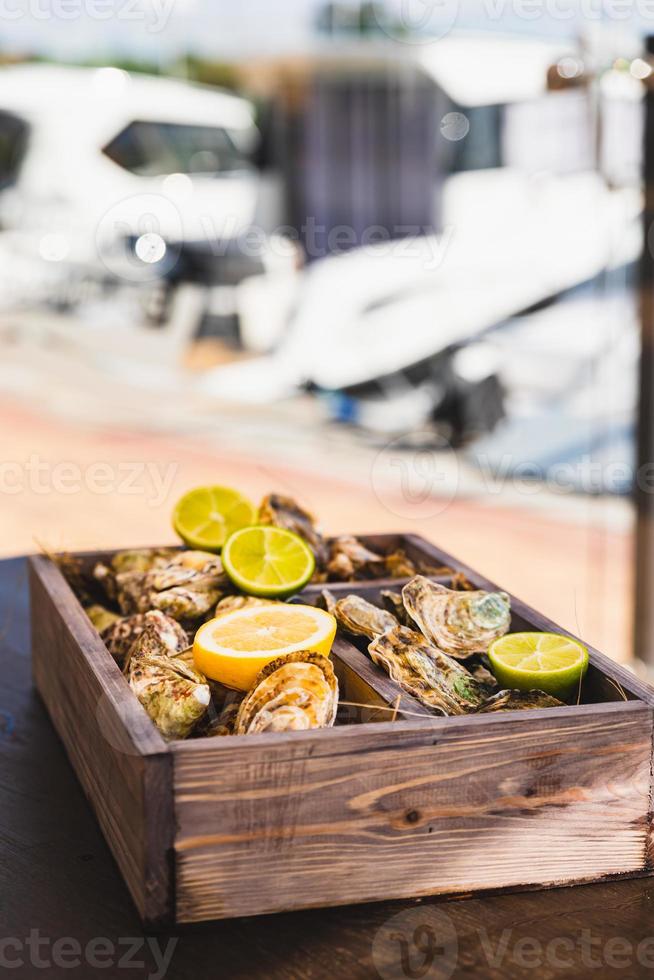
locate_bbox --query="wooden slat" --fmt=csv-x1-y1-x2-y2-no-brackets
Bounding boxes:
173,701,653,922
28,556,174,927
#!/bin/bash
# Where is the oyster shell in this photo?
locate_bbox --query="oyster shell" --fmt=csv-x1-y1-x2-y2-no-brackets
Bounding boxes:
368,627,488,715
380,591,414,628
326,536,386,582
101,551,228,621
383,549,418,579
331,595,398,641
128,627,210,739
259,494,328,567
402,576,511,658
93,549,177,602
477,690,565,713
100,610,189,668
451,572,476,592
234,651,338,735
317,589,337,615
214,595,277,617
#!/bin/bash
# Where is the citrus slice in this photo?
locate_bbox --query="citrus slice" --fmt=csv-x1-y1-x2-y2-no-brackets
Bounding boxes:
222,525,315,598
172,486,255,552
488,632,589,701
193,603,337,690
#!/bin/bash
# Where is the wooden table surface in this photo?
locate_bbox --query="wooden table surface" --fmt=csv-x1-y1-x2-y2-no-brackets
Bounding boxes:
3,556,654,980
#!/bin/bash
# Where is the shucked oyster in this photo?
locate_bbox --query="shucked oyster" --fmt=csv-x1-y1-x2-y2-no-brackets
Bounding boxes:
477,690,565,713
403,576,511,659
368,627,488,715
99,609,189,668
128,627,210,739
330,594,399,641
234,652,338,735
259,494,329,568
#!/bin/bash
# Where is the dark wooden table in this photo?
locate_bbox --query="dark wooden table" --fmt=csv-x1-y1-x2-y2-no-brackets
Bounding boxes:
3,556,654,980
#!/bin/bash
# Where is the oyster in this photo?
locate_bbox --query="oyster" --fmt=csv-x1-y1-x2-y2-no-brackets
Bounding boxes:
368,627,488,715
317,589,337,615
383,549,418,579
86,605,121,635
478,690,565,713
199,686,245,737
402,576,511,658
234,652,338,735
100,610,188,668
465,655,500,693
380,590,414,628
326,536,386,582
214,595,277,617
93,548,176,601
259,494,328,567
100,551,228,621
331,594,398,641
128,627,210,739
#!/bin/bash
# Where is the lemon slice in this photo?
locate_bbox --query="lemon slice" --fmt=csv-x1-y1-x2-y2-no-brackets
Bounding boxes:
173,486,255,553
222,525,315,598
488,632,589,700
194,604,337,690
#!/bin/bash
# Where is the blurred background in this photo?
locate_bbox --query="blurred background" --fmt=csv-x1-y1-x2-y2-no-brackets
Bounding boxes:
1,0,653,665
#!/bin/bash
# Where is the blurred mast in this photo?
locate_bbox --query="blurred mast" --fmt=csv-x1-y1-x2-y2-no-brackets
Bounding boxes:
635,37,654,665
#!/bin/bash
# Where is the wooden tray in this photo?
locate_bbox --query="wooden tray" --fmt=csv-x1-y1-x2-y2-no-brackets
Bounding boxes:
28,535,654,927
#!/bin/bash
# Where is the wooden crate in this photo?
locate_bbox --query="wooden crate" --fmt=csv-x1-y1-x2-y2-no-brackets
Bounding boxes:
28,535,654,927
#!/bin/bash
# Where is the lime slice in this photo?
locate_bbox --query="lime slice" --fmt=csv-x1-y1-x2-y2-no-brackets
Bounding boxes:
173,486,255,553
222,526,315,598
194,603,336,690
488,632,589,700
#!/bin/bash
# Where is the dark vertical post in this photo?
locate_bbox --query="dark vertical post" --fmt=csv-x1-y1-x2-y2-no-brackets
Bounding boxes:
635,37,654,662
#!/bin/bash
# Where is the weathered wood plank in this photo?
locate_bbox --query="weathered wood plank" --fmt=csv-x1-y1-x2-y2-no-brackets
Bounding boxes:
28,556,174,926
173,703,653,922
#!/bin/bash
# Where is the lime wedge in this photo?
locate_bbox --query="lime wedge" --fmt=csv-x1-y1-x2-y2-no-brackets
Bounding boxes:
222,526,315,598
488,632,589,701
173,486,255,553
